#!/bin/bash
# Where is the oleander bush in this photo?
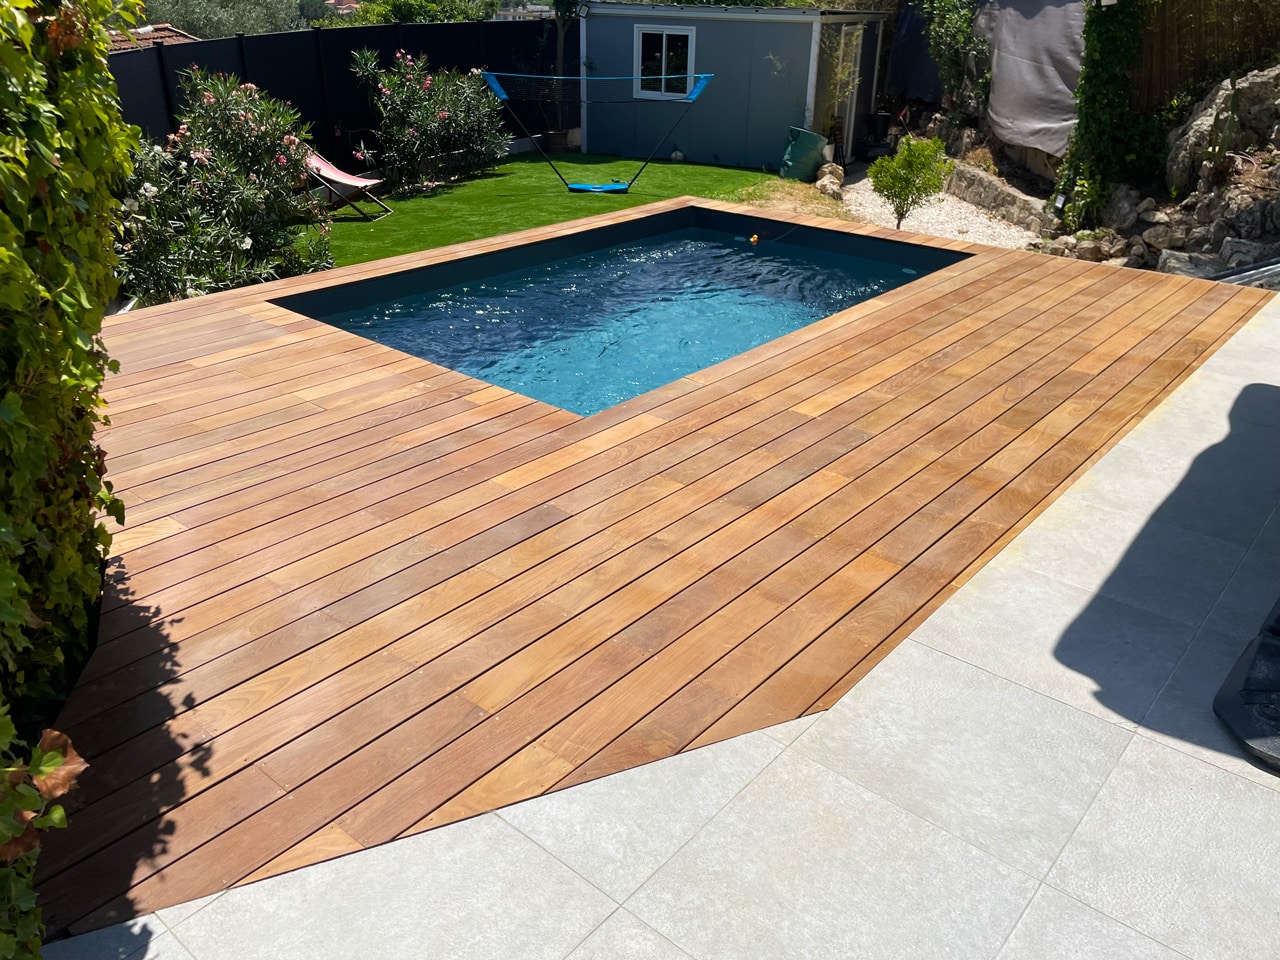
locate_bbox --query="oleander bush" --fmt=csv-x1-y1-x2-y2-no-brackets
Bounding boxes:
1,0,137,953
351,48,508,189
117,68,332,306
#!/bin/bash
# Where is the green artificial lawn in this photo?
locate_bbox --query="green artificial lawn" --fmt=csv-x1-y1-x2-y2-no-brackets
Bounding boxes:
328,153,775,267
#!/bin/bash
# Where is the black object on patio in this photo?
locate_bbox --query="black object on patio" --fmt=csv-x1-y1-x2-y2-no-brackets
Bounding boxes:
1215,594,1280,773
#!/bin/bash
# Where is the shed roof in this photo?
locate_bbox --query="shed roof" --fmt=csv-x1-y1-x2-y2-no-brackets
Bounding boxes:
107,23,201,52
583,2,889,21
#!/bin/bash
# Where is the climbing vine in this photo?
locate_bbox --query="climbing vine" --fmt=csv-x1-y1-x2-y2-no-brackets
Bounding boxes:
1056,0,1164,222
0,0,135,719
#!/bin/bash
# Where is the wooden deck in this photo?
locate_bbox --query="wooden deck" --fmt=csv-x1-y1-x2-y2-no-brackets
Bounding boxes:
38,198,1274,936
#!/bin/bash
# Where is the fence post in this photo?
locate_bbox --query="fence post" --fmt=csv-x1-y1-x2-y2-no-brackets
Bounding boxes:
152,40,178,135
237,32,251,83
314,26,334,141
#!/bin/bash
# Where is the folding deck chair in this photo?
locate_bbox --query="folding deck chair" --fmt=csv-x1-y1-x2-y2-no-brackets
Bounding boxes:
305,152,393,220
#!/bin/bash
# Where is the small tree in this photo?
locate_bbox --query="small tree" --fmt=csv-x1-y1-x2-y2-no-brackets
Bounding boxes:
917,0,989,119
867,136,954,230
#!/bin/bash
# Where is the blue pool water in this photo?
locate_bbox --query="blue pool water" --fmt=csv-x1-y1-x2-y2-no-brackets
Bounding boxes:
320,227,927,416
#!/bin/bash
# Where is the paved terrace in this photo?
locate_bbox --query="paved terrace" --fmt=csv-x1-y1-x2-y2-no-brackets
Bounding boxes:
40,199,1280,958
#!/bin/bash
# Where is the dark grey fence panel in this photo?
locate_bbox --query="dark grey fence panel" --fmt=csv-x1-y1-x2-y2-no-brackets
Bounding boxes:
242,31,329,144
109,45,171,137
110,21,577,153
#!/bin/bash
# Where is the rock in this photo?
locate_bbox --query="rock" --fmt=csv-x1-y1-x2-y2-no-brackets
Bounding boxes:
1136,197,1157,214
1076,239,1104,262
1104,257,1131,268
1210,218,1234,251
1219,237,1280,267
1271,123,1280,149
1157,249,1227,278
1139,209,1170,225
1129,238,1149,259
1166,63,1280,192
1247,102,1279,137
1025,216,1043,235
1270,199,1280,233
814,174,843,200
816,162,845,183
1194,196,1220,224
1060,234,1078,252
1142,224,1175,249
1104,235,1129,258
1232,202,1265,240
1168,226,1187,249
1046,238,1070,257
1102,185,1139,231
1185,225,1212,252
1271,162,1280,185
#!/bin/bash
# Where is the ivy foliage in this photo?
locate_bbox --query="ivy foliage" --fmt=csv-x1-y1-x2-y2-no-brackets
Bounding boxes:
1,0,135,724
1056,0,1164,225
1,5,136,954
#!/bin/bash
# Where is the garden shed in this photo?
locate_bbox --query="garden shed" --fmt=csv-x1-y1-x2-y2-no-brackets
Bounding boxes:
578,3,890,170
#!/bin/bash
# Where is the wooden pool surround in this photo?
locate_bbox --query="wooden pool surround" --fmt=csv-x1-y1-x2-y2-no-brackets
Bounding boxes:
38,197,1275,936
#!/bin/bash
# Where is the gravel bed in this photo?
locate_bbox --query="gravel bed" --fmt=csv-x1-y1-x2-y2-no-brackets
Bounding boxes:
841,168,1039,250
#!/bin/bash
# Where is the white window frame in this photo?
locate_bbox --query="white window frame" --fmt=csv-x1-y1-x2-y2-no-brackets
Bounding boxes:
633,25,696,100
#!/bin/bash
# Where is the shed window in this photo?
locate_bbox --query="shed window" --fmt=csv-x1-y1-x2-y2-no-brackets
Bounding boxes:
634,26,695,98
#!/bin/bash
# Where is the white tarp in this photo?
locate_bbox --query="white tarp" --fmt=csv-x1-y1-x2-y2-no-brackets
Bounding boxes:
975,0,1085,158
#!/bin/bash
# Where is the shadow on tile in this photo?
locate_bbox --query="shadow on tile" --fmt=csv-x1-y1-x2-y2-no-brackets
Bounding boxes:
1055,381,1280,770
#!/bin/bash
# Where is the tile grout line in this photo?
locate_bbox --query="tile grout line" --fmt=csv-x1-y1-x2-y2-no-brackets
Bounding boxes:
986,881,1044,960
612,737,793,914
904,631,1145,737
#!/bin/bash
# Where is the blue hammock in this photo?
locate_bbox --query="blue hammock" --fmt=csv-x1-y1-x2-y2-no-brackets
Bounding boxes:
482,72,714,194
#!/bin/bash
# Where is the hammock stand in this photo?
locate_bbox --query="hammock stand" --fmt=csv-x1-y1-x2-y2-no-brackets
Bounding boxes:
481,72,714,194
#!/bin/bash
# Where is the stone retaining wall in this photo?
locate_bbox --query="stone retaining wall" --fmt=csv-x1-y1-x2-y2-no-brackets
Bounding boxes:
946,164,1046,235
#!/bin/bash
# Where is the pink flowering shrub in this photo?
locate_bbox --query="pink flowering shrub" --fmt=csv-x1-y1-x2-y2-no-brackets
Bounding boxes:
351,48,507,189
118,68,331,305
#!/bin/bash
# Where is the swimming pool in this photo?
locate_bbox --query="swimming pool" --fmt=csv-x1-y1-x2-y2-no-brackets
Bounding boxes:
277,207,969,416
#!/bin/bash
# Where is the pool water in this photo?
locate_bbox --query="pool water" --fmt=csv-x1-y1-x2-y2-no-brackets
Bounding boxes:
320,228,926,417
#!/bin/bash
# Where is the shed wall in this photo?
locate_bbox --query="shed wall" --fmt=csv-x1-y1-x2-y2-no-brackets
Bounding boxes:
583,12,813,169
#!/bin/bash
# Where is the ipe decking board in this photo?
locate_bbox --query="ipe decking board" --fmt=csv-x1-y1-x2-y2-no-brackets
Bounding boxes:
37,198,1273,937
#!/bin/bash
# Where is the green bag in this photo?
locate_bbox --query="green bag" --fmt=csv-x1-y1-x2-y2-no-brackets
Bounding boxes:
779,126,828,182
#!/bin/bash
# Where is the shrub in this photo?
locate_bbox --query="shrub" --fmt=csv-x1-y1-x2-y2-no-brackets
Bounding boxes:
1,0,136,952
351,48,508,189
1,0,134,716
1,711,86,960
917,0,990,120
117,68,332,306
868,136,954,230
